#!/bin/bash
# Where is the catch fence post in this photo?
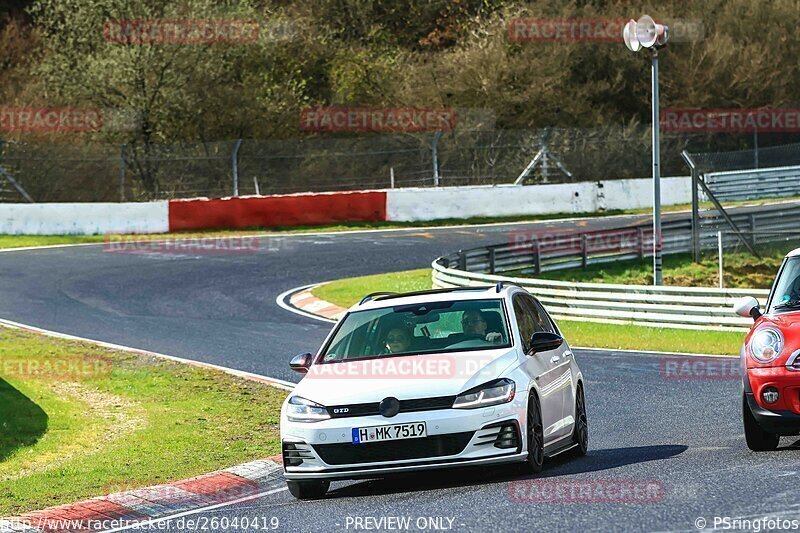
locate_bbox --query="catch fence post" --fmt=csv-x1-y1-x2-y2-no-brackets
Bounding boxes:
718,231,724,289
232,139,243,197
581,234,588,269
119,144,127,202
432,132,442,187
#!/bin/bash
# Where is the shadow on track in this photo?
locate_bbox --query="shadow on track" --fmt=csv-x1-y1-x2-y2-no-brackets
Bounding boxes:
0,377,48,461
326,444,687,499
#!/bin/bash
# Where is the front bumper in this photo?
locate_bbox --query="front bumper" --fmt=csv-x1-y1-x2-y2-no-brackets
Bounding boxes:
281,402,524,481
746,367,800,414
745,392,800,436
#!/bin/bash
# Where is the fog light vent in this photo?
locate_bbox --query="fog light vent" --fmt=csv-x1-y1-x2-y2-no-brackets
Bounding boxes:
283,441,313,466
493,423,519,449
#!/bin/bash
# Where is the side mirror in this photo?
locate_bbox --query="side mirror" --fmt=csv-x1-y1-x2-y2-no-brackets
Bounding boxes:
733,296,761,320
528,331,564,354
289,352,313,374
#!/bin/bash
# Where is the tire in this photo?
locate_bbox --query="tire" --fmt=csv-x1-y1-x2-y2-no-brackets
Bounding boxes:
571,384,588,456
521,392,545,474
286,479,330,500
743,393,779,452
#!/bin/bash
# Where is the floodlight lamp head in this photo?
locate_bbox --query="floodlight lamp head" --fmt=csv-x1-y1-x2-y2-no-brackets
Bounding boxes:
656,25,669,47
623,19,640,52
636,15,668,48
623,15,669,52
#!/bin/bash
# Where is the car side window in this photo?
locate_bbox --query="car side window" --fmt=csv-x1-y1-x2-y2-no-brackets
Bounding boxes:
513,296,535,353
521,294,554,334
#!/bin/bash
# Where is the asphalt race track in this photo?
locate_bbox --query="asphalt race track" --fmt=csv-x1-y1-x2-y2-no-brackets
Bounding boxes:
0,210,665,384
2,208,800,532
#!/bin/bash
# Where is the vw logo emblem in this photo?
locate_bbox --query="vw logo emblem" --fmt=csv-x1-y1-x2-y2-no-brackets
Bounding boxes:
379,397,400,418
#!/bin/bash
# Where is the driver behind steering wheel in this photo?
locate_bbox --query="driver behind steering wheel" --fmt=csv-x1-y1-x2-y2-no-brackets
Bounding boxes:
458,310,502,343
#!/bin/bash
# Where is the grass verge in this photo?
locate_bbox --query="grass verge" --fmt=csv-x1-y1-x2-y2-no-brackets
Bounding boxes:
311,269,744,355
535,244,795,289
0,327,286,516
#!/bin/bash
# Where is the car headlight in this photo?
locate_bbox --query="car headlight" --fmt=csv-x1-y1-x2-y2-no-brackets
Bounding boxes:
453,378,515,409
749,327,784,364
286,396,330,422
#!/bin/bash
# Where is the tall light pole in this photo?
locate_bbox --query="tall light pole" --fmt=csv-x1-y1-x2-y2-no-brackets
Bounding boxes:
624,15,669,285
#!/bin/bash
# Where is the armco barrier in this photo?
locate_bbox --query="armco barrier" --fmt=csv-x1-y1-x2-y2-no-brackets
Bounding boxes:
168,190,387,231
704,165,800,203
429,205,800,330
445,203,800,277
431,260,769,331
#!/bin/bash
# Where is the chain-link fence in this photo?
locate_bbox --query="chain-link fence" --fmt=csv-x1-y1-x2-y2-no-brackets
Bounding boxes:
687,140,800,175
684,140,800,202
1,128,797,203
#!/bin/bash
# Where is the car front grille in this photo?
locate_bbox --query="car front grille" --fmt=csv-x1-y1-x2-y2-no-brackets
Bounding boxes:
327,395,456,419
312,432,474,465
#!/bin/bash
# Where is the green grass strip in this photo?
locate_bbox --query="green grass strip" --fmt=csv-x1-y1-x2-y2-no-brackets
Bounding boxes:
0,327,286,515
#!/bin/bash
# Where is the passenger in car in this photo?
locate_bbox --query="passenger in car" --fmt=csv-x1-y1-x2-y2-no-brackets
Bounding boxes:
382,326,414,354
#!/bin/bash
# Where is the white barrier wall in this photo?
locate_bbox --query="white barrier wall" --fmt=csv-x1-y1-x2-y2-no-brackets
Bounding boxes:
0,176,692,234
385,176,691,222
0,202,169,235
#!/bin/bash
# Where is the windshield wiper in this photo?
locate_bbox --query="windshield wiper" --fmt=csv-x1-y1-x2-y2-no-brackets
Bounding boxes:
774,299,800,310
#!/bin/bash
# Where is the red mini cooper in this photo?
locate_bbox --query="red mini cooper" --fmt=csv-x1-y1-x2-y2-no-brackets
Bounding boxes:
735,249,800,451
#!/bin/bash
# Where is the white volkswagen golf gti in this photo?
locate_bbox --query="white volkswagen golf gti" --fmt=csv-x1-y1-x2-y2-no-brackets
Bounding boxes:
280,283,588,499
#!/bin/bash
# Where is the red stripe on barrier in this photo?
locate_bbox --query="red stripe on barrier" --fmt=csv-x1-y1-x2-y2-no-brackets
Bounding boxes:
168,191,387,231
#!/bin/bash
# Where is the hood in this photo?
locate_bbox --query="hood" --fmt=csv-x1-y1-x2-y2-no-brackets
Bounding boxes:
291,347,519,406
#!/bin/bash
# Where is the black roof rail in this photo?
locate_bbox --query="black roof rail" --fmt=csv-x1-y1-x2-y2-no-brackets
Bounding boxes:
495,281,528,293
359,292,398,305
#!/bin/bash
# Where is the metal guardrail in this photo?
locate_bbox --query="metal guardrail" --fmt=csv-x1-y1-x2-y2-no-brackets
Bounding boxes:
431,261,768,331
430,205,800,330
440,203,800,277
704,165,800,202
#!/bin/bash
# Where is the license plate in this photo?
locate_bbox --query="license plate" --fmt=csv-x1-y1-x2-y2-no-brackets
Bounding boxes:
352,422,427,444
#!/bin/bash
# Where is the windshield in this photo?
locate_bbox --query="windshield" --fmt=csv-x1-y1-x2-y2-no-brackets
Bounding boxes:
319,299,511,363
769,257,800,312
